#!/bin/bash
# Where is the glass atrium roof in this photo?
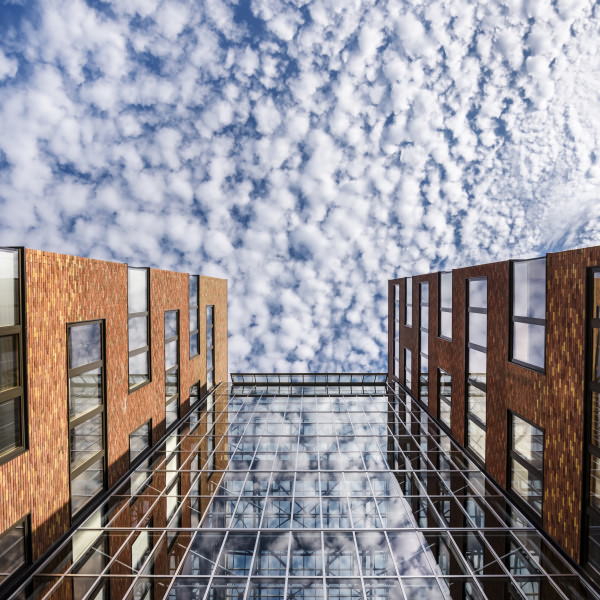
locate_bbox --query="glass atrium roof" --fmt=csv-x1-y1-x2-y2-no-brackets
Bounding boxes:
10,377,599,600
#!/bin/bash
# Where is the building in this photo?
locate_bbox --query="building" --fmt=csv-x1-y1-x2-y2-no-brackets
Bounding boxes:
1,245,599,599
388,244,600,580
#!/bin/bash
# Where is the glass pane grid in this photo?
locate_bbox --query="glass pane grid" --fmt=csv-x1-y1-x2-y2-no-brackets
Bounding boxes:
11,380,598,600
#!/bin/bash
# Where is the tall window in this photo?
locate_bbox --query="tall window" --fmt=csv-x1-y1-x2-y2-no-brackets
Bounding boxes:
509,414,544,515
0,248,25,460
189,275,199,358
466,278,487,463
586,270,600,568
438,369,451,429
419,282,429,404
511,258,546,370
404,348,412,391
206,306,215,391
130,421,151,495
0,517,29,585
394,283,400,379
68,321,106,515
165,311,179,429
404,277,413,326
439,271,452,339
128,267,150,390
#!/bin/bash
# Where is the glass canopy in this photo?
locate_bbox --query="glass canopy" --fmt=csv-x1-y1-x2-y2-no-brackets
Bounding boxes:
8,376,599,600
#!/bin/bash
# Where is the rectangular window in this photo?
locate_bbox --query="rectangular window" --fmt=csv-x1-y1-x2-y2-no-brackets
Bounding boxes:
128,267,150,390
404,277,412,327
466,278,487,463
206,306,215,391
0,517,28,585
509,414,544,515
68,321,105,515
394,283,400,379
438,369,451,429
130,421,151,495
404,348,412,391
165,311,179,429
439,271,452,339
419,282,429,404
511,258,546,370
189,275,199,358
0,248,25,460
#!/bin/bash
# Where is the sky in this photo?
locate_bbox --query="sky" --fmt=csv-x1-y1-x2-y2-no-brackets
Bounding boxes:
1,0,599,373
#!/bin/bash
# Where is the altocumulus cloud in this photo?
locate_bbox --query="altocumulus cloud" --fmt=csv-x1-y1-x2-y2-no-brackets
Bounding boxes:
1,0,600,371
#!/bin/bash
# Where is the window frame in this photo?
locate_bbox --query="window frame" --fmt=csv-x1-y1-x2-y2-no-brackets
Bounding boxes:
127,267,151,393
438,271,452,341
507,411,544,519
418,281,429,406
0,515,30,586
66,319,107,517
404,348,412,393
509,257,547,373
189,274,200,359
206,305,216,392
0,247,27,464
164,310,180,429
394,283,401,380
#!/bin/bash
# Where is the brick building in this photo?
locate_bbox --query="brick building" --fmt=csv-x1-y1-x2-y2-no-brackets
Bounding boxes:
0,247,228,595
388,244,600,577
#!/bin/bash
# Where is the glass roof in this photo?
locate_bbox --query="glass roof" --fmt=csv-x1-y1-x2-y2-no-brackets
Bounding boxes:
9,379,599,600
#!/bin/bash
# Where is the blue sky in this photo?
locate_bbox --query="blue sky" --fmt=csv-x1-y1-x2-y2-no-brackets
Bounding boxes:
1,0,599,372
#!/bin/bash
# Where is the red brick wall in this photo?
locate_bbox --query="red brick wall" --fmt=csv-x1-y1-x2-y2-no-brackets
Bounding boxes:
389,245,600,563
0,249,228,561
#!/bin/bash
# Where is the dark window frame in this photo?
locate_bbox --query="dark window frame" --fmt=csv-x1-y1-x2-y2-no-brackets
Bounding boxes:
507,411,544,520
164,310,180,428
0,514,30,586
0,247,28,465
127,267,152,393
189,274,200,359
438,271,452,341
509,257,547,373
66,319,107,518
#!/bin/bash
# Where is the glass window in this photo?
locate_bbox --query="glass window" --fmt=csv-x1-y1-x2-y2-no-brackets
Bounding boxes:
511,258,546,369
405,277,412,326
68,321,105,516
165,311,179,429
206,306,215,391
0,518,28,585
130,421,151,495
419,282,429,404
128,267,150,390
394,283,400,380
438,369,451,429
510,414,544,515
404,348,412,391
0,249,19,327
439,272,452,339
189,275,199,358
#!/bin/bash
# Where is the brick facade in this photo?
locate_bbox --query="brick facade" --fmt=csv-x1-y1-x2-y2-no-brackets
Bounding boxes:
389,245,600,564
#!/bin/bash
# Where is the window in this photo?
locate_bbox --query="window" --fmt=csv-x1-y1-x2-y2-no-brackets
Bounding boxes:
128,267,150,390
511,258,546,369
0,517,28,585
438,369,451,429
165,311,179,429
403,348,412,392
509,414,544,515
0,248,25,460
130,421,151,495
68,321,106,515
439,271,452,339
394,283,400,379
404,277,412,326
206,306,215,391
189,275,199,358
419,282,429,404
466,278,487,463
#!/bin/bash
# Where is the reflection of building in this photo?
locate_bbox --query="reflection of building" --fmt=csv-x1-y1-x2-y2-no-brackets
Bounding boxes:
389,246,600,581
0,247,227,596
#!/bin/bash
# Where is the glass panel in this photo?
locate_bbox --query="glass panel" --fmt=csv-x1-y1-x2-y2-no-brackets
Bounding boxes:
591,456,600,511
420,282,429,304
0,249,19,327
129,352,149,386
438,370,451,398
469,279,487,309
513,258,546,319
468,312,487,348
440,398,451,428
440,272,452,309
468,420,486,461
467,384,486,423
0,520,26,584
131,530,150,572
70,414,103,470
189,307,198,333
511,459,543,514
128,316,148,351
512,415,544,469
69,323,101,369
467,348,486,384
71,458,104,514
440,311,451,339
128,268,148,314
189,275,198,306
0,398,21,454
513,322,545,368
420,330,428,355
130,422,150,460
592,328,600,383
592,391,600,447
69,370,101,419
594,272,600,319
290,533,322,576
0,335,18,391
190,334,199,357
165,340,178,369
165,311,178,340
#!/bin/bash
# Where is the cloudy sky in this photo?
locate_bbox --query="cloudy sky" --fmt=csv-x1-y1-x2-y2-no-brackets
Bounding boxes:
1,0,599,372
